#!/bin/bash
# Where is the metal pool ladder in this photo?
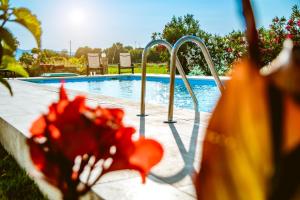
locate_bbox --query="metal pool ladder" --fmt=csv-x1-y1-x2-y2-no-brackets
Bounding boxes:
167,35,224,123
139,39,199,118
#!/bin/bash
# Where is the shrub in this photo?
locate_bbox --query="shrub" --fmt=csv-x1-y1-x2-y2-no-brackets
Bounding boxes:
155,5,300,75
188,65,206,76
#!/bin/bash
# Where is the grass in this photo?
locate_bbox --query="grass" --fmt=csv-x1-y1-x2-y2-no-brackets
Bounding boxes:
0,144,47,200
26,63,169,77
107,63,169,74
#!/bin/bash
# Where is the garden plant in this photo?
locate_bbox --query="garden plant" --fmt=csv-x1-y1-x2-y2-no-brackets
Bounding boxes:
27,84,163,199
0,0,41,94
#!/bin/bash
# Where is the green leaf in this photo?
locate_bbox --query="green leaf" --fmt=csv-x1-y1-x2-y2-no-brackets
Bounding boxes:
0,0,9,6
0,77,13,96
0,42,2,65
0,0,9,11
1,55,28,77
1,54,14,66
2,44,15,57
0,27,18,52
5,62,28,77
12,8,41,48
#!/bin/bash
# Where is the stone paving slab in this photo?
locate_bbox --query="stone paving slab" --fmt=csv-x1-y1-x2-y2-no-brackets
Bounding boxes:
0,79,212,199
93,176,195,200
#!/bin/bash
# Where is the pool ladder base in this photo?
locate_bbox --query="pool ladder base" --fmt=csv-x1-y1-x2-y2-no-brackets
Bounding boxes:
137,114,148,117
163,120,177,124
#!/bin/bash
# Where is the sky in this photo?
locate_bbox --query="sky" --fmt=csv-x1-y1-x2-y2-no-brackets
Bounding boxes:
8,0,300,51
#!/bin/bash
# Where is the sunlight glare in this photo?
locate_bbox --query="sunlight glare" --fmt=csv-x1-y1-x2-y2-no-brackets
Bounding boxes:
68,8,86,27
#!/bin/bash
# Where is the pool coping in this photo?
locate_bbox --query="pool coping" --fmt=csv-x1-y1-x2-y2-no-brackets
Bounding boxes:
17,73,230,82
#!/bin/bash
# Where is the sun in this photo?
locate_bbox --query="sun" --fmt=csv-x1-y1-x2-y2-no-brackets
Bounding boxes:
68,8,85,26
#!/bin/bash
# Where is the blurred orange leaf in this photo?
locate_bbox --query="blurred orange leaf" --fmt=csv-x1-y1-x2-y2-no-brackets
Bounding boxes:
197,58,300,199
197,60,274,200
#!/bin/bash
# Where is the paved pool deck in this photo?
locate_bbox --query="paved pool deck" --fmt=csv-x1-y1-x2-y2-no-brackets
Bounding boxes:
0,78,212,200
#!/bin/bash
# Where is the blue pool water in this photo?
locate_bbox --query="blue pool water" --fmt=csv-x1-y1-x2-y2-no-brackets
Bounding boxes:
26,76,220,112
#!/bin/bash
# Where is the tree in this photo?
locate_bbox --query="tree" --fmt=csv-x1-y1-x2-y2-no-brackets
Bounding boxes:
129,48,142,63
31,47,40,54
155,5,300,76
60,49,69,58
104,43,126,64
0,0,41,95
75,46,102,58
19,52,34,67
147,47,163,63
124,45,133,51
185,32,238,76
153,14,201,74
258,5,300,66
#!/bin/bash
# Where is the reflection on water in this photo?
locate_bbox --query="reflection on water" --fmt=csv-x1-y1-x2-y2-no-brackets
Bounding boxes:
45,79,220,112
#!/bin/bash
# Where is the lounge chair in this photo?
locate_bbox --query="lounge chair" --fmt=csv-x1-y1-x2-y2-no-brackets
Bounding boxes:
87,53,106,75
118,53,134,74
100,56,109,74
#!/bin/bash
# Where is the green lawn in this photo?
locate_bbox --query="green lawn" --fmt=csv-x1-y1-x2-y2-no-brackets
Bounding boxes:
107,63,169,74
26,63,170,77
0,144,47,200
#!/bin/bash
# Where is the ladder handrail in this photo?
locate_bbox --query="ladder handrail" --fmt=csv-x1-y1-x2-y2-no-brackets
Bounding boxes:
140,39,199,117
167,35,225,122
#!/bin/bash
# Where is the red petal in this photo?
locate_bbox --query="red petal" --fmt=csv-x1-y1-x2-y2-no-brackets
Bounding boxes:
49,125,61,139
116,127,135,140
130,138,164,183
30,116,46,137
56,100,69,114
27,139,46,171
108,108,124,122
68,96,86,113
48,103,58,121
59,84,68,100
104,134,163,184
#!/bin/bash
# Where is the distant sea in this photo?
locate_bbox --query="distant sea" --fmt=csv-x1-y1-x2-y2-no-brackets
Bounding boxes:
15,49,75,60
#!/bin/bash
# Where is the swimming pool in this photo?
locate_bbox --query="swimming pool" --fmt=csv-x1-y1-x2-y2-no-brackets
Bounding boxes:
25,75,221,112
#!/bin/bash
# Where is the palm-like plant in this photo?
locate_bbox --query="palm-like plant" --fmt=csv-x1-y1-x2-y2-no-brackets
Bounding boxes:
0,0,41,95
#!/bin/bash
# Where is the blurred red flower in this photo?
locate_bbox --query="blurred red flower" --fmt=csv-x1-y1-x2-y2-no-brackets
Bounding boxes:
226,47,233,53
27,85,163,199
286,34,294,39
156,44,167,52
273,17,279,23
273,37,280,44
288,19,294,25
